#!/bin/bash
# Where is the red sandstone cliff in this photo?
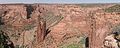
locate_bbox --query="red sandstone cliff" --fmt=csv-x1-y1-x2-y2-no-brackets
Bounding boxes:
0,4,120,48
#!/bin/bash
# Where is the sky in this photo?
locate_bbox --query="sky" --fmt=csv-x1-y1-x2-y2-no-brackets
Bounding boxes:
0,0,120,4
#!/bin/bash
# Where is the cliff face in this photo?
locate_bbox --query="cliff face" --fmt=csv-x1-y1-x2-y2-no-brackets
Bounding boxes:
0,4,120,48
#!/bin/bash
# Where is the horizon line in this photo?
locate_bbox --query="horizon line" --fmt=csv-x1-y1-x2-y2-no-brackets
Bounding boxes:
0,2,120,4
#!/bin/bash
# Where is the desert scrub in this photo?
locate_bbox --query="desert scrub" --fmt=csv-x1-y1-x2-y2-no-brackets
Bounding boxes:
78,4,105,8
79,37,86,44
112,24,120,33
104,4,120,12
0,31,13,48
23,24,36,31
15,45,28,48
67,44,79,48
20,20,36,31
59,36,86,48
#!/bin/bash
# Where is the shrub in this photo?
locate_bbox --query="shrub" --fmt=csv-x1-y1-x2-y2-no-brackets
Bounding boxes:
104,4,120,12
0,31,11,48
67,44,79,48
23,24,35,31
78,4,105,7
112,24,120,33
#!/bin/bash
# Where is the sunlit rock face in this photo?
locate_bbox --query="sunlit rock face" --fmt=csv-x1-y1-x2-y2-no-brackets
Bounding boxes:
104,34,119,48
1,4,120,48
0,4,38,48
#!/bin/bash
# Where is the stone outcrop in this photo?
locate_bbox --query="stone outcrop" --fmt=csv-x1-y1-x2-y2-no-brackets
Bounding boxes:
0,4,120,48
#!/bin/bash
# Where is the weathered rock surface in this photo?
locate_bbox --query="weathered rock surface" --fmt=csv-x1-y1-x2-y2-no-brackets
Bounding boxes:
0,4,120,48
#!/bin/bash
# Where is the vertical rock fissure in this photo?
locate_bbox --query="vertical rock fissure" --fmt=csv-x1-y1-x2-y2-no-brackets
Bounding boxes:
89,11,97,48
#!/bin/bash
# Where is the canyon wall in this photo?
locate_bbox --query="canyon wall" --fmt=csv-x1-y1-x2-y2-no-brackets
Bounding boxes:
0,4,120,48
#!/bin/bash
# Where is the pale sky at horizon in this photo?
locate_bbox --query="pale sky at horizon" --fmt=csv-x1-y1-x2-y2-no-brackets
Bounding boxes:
0,0,120,4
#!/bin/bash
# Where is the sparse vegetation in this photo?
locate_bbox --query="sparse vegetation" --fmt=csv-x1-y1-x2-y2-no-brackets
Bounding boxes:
15,45,28,48
23,23,36,31
59,36,86,48
112,24,120,32
78,4,105,7
104,4,120,12
0,31,6,48
0,30,14,48
67,44,79,48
